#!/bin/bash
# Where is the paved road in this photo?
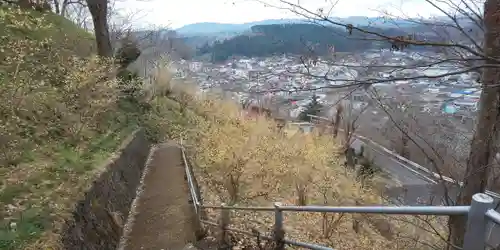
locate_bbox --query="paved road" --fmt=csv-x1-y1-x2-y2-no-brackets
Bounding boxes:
350,139,447,205
352,136,500,208
351,139,432,186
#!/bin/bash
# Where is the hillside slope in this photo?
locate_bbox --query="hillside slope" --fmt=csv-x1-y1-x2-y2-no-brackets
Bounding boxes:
144,81,448,250
0,6,140,249
175,17,419,36
197,23,409,61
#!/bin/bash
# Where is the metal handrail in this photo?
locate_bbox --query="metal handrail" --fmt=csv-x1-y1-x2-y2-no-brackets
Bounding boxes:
486,209,500,225
203,204,470,215
179,139,498,250
180,138,200,214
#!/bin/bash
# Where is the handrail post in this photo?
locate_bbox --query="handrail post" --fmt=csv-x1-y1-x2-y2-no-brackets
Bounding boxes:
218,203,230,249
273,202,285,250
463,193,494,250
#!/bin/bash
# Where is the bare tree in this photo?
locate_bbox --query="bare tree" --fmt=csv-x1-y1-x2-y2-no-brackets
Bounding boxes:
58,0,93,30
51,0,80,16
248,0,499,248
52,0,163,59
50,0,135,34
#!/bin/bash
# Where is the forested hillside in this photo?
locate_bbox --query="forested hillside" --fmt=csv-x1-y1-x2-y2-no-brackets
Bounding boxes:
196,23,409,61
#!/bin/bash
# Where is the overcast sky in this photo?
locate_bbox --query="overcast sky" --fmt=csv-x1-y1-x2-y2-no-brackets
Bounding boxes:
115,0,462,29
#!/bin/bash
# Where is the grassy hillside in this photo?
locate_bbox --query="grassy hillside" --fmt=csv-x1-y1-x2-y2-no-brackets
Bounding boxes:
0,6,142,249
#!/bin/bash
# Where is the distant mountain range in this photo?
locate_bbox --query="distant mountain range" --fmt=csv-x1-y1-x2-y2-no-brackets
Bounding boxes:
175,17,420,36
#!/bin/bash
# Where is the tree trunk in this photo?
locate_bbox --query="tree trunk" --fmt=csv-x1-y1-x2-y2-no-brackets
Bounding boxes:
332,104,343,138
400,133,409,159
52,0,60,14
86,0,112,57
60,0,70,16
447,0,500,248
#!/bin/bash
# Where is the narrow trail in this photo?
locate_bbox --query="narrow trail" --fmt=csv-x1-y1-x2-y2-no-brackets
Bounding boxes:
122,142,197,250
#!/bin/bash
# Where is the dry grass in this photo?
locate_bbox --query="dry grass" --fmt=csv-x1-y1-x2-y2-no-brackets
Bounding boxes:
0,6,138,249
143,74,449,250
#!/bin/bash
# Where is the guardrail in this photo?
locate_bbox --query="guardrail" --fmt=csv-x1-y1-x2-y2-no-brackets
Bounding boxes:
305,113,500,200
181,138,200,215
179,138,500,250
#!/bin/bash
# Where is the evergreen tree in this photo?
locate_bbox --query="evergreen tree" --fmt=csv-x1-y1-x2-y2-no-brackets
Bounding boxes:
298,94,323,121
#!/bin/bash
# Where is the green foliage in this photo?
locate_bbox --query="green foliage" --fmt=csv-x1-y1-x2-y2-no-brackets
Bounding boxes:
115,37,141,68
298,94,323,121
117,68,142,98
115,35,146,105
356,152,381,183
350,145,382,186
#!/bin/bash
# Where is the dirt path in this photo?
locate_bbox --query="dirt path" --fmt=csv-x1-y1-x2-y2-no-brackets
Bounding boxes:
122,143,196,250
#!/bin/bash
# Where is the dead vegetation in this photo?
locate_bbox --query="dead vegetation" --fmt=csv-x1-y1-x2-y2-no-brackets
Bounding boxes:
142,71,449,249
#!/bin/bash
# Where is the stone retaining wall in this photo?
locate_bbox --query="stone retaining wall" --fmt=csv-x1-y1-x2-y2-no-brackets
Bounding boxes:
60,128,151,250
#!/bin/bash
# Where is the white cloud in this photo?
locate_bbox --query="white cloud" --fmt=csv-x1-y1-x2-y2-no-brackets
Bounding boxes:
115,0,463,29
